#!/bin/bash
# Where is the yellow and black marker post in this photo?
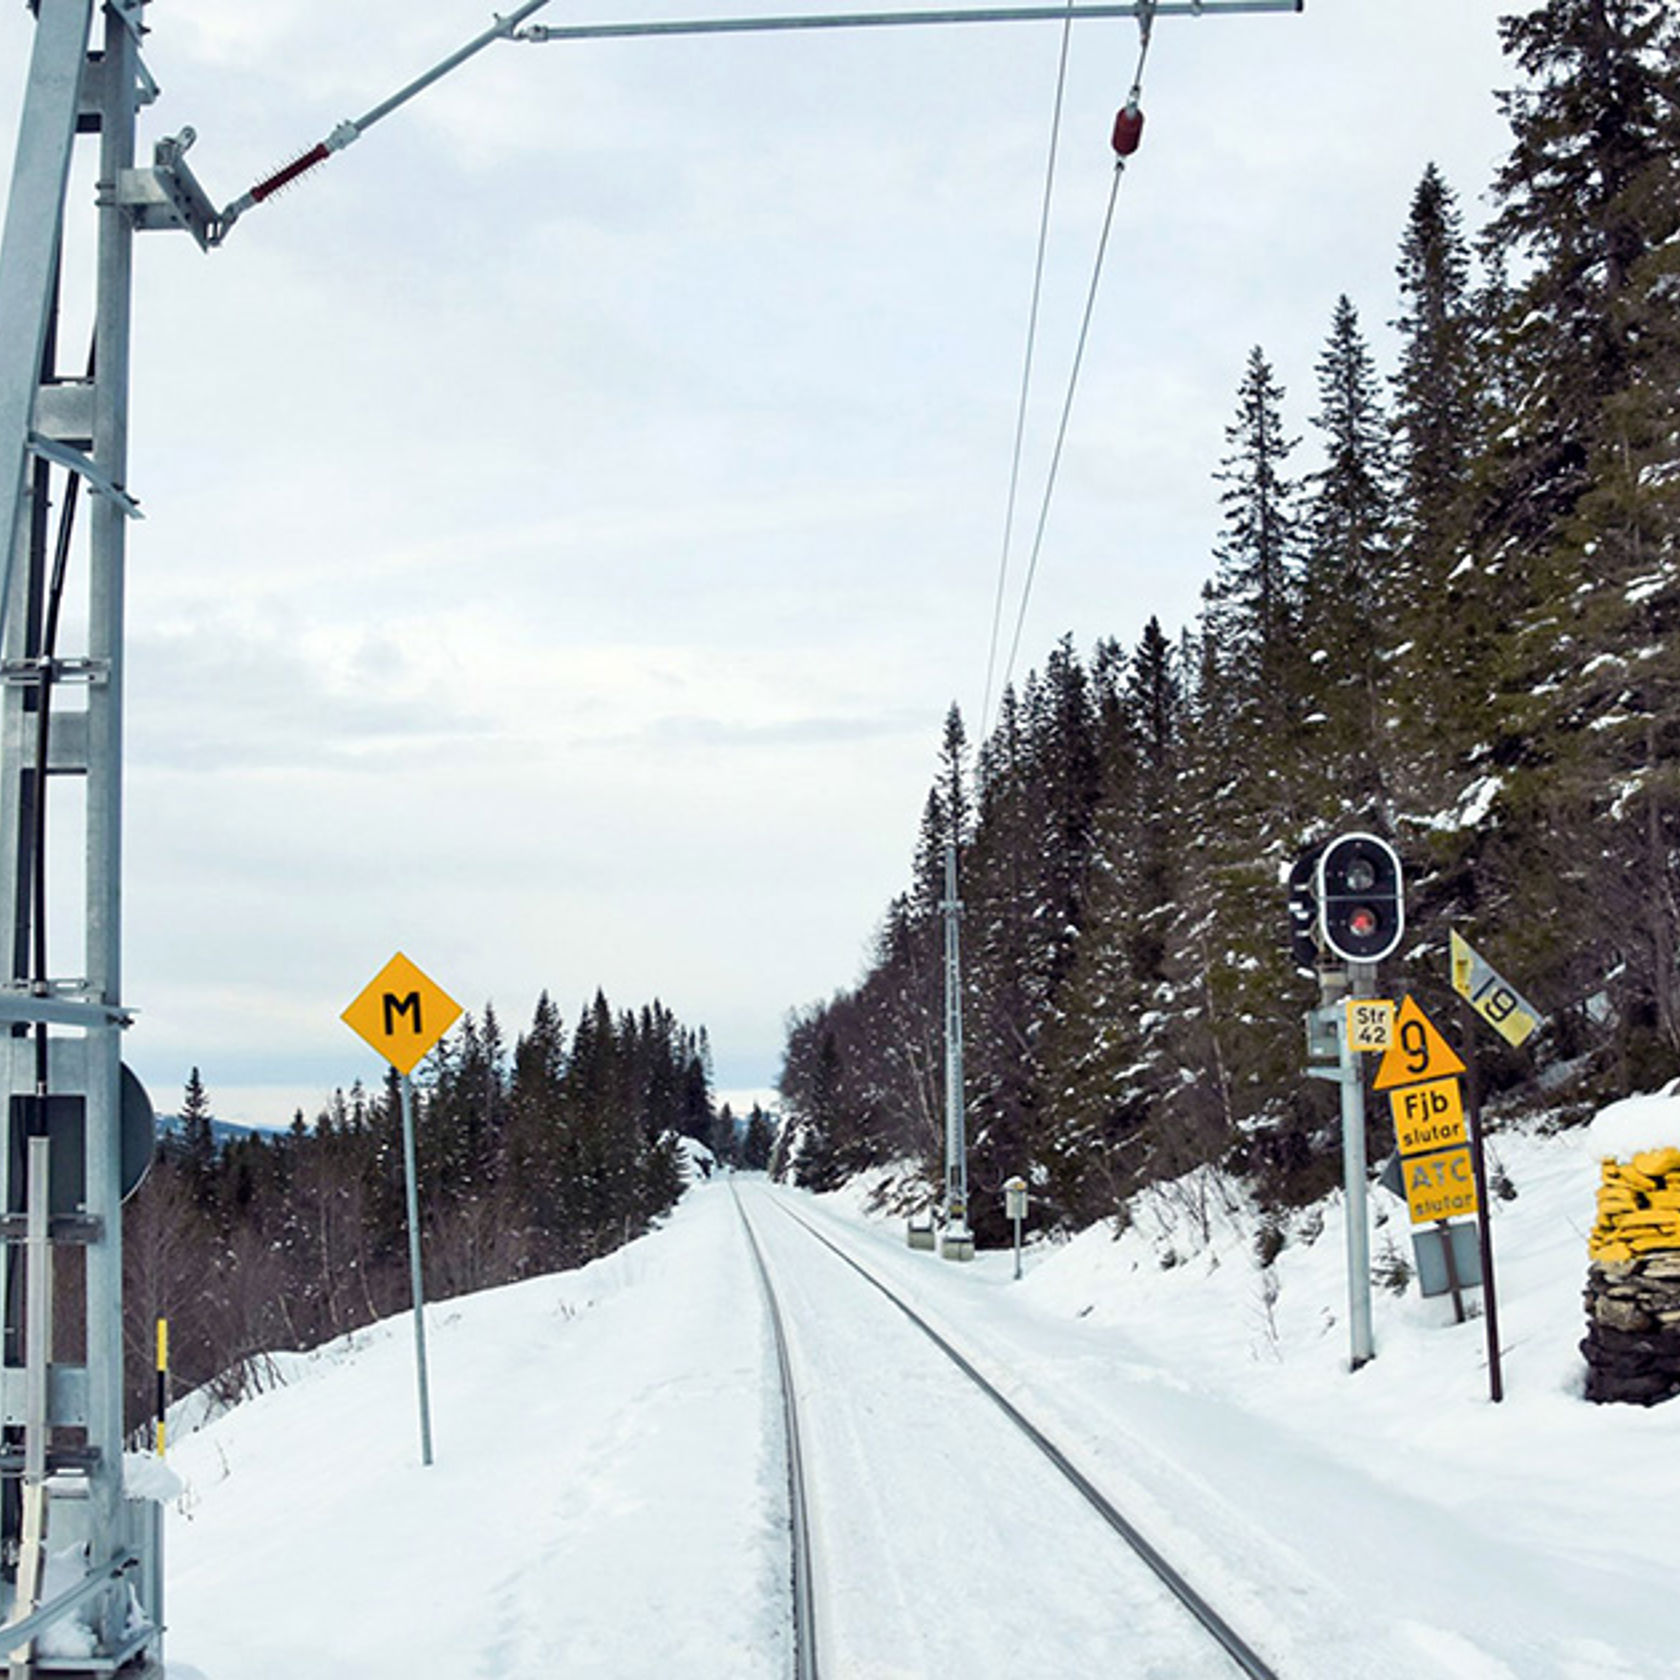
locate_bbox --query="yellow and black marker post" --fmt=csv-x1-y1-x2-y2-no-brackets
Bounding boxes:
155,1318,169,1456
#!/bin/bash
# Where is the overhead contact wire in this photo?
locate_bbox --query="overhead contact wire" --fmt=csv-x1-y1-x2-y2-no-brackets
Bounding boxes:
980,0,1077,743
995,5,1155,707
997,162,1121,695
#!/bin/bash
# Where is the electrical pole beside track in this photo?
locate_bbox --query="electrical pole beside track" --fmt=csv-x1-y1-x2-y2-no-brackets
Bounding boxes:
0,4,160,1671
940,843,973,1261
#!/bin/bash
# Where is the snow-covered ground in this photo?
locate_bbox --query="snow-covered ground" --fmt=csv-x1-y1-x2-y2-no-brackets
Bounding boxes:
160,1179,789,1679
158,1102,1680,1679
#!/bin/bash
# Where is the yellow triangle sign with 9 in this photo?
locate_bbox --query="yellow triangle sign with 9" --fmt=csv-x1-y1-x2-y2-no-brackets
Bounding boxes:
1373,995,1466,1091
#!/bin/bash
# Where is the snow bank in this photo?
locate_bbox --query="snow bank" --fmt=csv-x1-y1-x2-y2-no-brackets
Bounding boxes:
802,1108,1680,1676
161,1187,790,1680
1588,1082,1680,1157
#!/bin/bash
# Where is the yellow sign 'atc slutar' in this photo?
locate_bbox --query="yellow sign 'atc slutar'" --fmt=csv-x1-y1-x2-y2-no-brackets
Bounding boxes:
342,952,463,1076
1405,1146,1480,1226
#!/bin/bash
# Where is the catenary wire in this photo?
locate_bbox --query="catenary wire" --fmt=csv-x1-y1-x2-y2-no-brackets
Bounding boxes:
979,0,1078,744
989,5,1155,726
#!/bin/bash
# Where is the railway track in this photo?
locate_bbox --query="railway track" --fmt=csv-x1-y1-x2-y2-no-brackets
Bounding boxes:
732,1182,819,1680
731,1179,1280,1680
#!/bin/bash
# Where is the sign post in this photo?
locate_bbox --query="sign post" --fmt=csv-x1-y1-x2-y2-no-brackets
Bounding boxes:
1309,966,1382,1370
1306,972,1378,1370
1004,1176,1028,1280
342,952,463,1465
1301,832,1406,1373
1449,932,1541,1404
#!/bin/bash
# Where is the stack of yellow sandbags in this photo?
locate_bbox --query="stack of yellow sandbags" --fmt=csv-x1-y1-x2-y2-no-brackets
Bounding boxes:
1589,1147,1680,1264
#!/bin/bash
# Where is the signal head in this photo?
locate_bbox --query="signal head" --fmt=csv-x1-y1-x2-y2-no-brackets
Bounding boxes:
1316,833,1404,964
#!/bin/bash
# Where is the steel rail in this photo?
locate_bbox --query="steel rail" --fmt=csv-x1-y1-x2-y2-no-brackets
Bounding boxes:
764,1191,1282,1680
517,0,1299,41
730,1182,819,1680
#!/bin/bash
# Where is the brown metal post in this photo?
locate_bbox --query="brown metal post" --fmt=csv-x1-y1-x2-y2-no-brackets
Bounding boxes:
1458,997,1504,1402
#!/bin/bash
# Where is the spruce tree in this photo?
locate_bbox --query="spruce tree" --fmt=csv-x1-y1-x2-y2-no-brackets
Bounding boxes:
1208,346,1302,734
1298,295,1394,816
1391,165,1479,571
177,1067,217,1210
938,702,970,853
911,788,949,918
776,1017,850,1191
742,1105,775,1171
506,992,567,1265
1470,0,1680,1074
1387,164,1499,798
1484,0,1680,546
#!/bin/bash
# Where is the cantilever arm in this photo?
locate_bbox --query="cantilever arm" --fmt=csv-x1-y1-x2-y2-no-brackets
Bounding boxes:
215,0,559,240
211,0,1300,240
516,0,1300,41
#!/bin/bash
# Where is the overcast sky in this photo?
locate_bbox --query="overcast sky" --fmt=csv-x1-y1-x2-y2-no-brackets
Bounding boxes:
0,0,1515,1125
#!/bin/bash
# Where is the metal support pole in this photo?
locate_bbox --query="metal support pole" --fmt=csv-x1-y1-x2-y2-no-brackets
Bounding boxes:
83,8,139,1648
518,0,1303,43
398,1073,434,1466
1337,965,1375,1370
939,844,972,1261
6,1134,52,1676
0,3,153,1664
1458,998,1504,1402
1436,1217,1465,1324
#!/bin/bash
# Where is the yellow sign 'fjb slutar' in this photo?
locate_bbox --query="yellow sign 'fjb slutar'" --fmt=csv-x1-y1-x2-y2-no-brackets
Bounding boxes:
1389,1076,1467,1156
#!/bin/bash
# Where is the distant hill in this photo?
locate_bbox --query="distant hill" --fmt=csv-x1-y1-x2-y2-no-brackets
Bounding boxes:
153,1113,261,1151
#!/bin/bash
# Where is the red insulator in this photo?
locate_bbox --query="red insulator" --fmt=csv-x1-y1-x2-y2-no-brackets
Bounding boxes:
1111,102,1145,158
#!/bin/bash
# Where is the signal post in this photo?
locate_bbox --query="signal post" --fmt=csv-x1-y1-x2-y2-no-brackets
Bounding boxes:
1298,833,1404,1372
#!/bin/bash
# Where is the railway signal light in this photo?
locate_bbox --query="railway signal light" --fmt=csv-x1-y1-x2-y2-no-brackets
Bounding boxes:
1316,833,1404,964
1287,843,1324,976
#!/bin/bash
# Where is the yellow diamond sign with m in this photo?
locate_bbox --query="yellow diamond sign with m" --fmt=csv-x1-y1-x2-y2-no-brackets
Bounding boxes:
343,952,462,1075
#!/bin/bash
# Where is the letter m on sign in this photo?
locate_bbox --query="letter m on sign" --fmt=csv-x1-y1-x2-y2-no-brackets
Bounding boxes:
383,991,423,1037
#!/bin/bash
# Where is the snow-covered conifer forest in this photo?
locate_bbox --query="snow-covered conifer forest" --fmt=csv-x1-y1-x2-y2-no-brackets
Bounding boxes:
775,0,1680,1241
